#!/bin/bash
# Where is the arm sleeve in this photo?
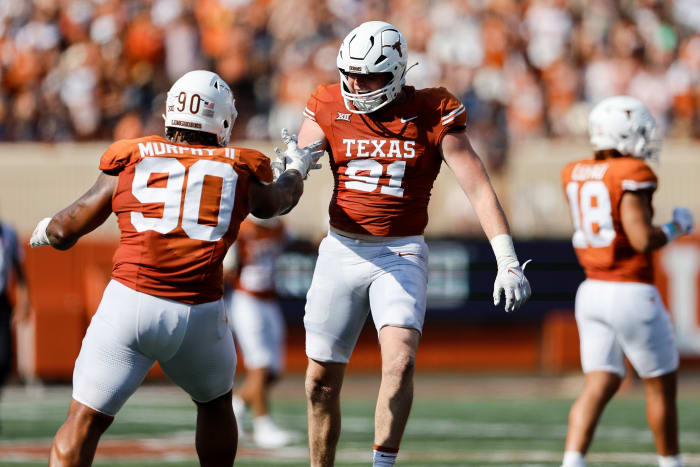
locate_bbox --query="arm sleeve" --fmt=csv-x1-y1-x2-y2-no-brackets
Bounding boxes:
620,162,657,193
99,140,135,175
303,90,320,123
431,88,467,145
304,85,323,123
239,149,274,184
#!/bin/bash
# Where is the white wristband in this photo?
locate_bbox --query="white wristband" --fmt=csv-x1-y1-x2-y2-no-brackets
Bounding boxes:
490,234,518,270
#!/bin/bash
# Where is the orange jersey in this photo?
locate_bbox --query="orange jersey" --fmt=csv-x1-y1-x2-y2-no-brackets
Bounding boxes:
303,84,467,236
100,135,273,304
231,218,286,298
561,156,658,283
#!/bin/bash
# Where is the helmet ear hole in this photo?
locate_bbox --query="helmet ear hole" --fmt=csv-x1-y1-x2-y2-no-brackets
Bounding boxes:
223,120,229,128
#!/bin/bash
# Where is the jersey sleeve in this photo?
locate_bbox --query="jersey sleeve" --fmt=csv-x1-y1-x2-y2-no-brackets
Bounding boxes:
99,139,136,174
302,84,338,129
430,88,467,144
238,149,273,184
619,160,657,193
303,87,321,123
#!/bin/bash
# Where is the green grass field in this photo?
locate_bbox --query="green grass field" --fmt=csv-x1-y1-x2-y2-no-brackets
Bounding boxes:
2,374,700,466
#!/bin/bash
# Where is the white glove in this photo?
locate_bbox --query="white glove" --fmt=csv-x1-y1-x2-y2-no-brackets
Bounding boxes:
275,128,324,179
493,259,532,313
29,217,52,248
270,148,286,181
661,207,694,242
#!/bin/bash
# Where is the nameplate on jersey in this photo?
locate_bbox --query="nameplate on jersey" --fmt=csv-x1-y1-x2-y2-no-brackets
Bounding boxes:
138,141,236,159
342,138,415,159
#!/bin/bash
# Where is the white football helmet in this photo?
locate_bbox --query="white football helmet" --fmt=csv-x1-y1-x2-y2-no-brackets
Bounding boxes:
337,21,407,114
588,95,659,159
164,70,237,146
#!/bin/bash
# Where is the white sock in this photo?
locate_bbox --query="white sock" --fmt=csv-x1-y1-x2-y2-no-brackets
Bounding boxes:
232,395,246,418
658,454,683,467
562,451,585,467
373,448,398,466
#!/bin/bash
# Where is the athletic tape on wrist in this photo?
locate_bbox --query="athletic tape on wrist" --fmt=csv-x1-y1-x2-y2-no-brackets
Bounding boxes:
490,234,518,270
661,221,681,243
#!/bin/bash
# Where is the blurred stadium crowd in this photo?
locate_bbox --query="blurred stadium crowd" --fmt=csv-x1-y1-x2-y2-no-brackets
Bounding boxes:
2,0,700,170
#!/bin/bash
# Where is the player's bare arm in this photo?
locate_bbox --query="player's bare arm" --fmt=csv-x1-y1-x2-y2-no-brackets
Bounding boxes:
297,117,328,151
620,191,668,253
30,173,116,250
441,130,530,312
621,191,694,253
440,130,510,240
249,171,304,218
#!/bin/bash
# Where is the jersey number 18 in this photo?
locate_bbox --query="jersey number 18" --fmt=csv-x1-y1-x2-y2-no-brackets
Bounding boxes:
566,180,616,248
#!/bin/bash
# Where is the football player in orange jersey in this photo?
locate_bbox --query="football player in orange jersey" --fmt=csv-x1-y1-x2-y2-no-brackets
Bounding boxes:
222,215,299,448
27,70,322,467
560,96,693,467
295,21,531,467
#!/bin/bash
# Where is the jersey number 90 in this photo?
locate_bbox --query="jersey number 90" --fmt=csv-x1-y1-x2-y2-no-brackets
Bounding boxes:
130,157,237,242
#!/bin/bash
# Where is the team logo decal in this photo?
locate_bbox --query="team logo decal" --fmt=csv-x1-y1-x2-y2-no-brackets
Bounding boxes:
336,112,351,121
390,40,403,57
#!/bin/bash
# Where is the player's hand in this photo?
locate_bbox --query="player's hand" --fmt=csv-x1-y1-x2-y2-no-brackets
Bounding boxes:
493,259,531,313
277,128,324,179
271,147,286,181
29,217,52,248
672,207,694,234
662,207,694,242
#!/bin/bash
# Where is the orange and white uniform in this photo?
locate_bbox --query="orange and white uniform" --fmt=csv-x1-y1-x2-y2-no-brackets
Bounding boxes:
304,83,466,237
102,135,272,303
561,157,657,284
224,218,286,373
303,85,466,363
561,156,677,378
72,135,272,415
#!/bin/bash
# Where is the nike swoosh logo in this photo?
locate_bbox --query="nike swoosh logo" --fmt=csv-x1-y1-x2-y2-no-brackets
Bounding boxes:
400,116,418,123
398,252,415,257
507,269,520,278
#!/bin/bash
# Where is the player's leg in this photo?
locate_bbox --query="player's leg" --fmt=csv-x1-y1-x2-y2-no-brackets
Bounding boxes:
305,358,346,467
51,281,156,465
49,400,113,467
643,371,681,465
564,370,622,456
304,231,373,466
618,283,681,466
159,298,237,466
373,325,419,461
236,367,273,417
368,236,428,465
562,280,625,466
193,390,237,467
229,292,293,446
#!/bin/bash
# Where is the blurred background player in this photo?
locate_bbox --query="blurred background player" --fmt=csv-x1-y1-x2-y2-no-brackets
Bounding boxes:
296,21,531,467
223,214,298,448
560,96,693,467
0,217,30,430
27,69,322,467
